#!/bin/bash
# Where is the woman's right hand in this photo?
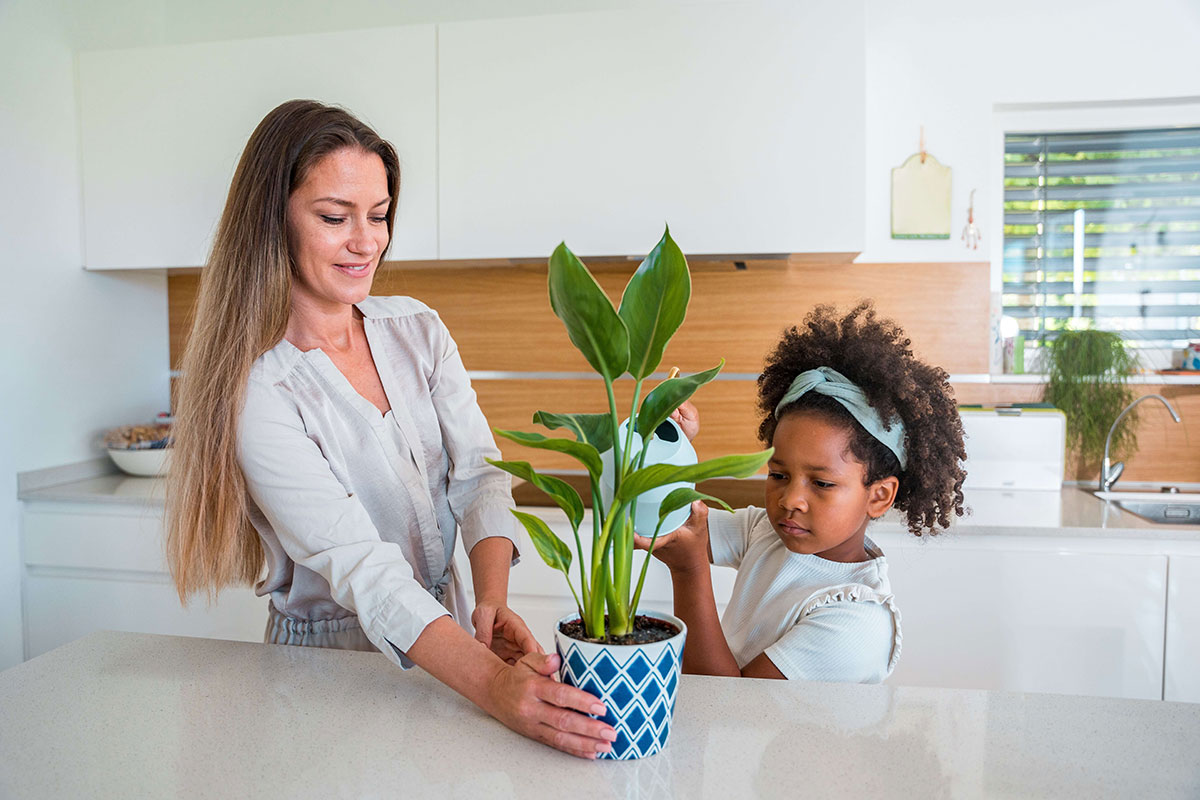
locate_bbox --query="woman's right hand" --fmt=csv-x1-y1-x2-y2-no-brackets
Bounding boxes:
485,651,617,759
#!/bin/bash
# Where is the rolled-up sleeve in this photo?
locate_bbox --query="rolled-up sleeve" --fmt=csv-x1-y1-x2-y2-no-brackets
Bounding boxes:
425,313,520,561
238,379,450,666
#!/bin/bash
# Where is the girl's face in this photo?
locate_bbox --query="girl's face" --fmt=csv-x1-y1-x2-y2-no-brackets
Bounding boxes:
286,147,391,311
764,411,898,563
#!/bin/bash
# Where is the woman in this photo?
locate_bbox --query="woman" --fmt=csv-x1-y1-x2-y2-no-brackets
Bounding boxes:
166,99,615,759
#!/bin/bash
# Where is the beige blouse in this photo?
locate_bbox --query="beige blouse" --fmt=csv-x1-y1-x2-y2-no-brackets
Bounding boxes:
237,296,519,669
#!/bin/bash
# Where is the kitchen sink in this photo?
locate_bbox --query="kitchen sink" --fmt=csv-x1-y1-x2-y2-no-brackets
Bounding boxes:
1093,490,1200,524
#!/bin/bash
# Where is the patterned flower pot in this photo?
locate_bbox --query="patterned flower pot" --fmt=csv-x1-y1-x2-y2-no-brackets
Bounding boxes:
554,609,687,760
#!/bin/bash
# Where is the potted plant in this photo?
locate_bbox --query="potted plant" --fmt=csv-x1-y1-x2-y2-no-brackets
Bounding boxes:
1042,328,1139,477
487,228,771,759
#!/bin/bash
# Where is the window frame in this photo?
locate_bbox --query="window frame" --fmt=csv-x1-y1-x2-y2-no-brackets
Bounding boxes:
988,98,1200,374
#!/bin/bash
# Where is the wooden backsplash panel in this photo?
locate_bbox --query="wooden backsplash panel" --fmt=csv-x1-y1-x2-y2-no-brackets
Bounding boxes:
166,259,1199,483
170,260,989,374
373,259,992,375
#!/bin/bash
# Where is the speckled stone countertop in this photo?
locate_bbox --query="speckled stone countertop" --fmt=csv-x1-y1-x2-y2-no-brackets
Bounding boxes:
1,632,1197,799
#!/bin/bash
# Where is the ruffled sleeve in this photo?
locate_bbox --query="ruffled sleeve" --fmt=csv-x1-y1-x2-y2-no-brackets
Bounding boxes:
763,583,902,683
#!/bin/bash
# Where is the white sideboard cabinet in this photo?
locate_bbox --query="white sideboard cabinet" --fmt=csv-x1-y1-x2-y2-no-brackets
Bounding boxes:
1165,555,1200,703
876,536,1168,701
77,26,439,269
437,2,867,260
21,502,267,659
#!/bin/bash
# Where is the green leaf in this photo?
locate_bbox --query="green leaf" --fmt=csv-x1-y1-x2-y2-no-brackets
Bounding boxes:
618,227,691,380
531,411,614,453
548,242,629,381
616,449,774,502
486,459,584,531
493,428,603,480
635,360,724,444
656,487,733,523
511,510,573,576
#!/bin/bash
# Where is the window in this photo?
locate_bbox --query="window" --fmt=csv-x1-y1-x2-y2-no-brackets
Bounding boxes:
1003,126,1200,368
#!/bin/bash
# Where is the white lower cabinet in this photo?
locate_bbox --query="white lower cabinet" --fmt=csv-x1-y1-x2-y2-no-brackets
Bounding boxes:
23,500,1189,703
500,509,1177,701
21,504,267,660
1165,556,1200,702
873,536,1168,701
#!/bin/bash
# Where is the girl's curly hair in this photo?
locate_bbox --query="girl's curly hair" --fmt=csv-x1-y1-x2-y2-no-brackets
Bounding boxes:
756,302,967,535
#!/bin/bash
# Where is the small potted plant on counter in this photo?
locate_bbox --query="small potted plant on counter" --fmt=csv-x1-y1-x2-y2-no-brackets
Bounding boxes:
487,228,771,760
1042,328,1138,477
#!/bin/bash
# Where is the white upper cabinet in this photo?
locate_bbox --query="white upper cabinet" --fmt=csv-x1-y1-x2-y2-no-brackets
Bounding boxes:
77,27,438,269
437,2,866,260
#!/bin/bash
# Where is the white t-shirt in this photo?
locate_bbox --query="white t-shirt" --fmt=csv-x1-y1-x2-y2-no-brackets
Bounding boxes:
708,506,902,683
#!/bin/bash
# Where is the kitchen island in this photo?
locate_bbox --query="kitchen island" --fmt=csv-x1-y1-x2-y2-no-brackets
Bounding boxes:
1,631,1198,798
16,462,1200,702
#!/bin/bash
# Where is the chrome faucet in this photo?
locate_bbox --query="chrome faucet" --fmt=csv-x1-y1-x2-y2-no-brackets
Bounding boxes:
1100,394,1182,492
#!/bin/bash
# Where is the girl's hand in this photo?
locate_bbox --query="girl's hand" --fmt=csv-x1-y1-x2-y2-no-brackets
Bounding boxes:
473,602,543,664
485,652,617,759
633,500,711,575
670,401,700,442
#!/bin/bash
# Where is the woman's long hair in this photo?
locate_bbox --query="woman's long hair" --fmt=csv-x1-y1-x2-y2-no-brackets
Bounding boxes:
166,100,400,602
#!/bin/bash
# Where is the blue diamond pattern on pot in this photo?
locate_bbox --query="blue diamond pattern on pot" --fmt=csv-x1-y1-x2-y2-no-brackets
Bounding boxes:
651,700,667,731
655,648,676,679
608,676,635,710
591,651,619,685
556,621,685,761
624,650,652,686
636,726,657,755
567,648,589,680
623,703,648,738
656,721,671,749
640,676,662,709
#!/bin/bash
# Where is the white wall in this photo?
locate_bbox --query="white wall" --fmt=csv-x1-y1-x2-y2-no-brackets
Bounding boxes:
0,0,169,669
4,0,1199,667
860,0,1200,264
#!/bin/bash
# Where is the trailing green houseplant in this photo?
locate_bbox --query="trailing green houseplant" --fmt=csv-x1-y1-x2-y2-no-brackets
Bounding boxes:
487,228,772,640
1042,329,1139,472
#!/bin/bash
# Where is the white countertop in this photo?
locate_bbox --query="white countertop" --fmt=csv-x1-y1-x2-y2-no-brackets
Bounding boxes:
1,631,1197,799
18,464,1200,546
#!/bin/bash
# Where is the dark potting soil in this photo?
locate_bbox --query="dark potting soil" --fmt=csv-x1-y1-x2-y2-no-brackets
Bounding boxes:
559,615,679,645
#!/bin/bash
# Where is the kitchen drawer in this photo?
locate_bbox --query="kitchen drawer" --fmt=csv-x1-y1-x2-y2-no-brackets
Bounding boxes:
24,575,266,659
23,507,168,573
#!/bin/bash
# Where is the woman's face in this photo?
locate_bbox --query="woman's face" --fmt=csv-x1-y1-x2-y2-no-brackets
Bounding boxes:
286,147,391,311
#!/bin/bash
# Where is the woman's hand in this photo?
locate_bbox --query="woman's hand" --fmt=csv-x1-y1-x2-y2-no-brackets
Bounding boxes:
473,602,543,664
633,500,711,575
670,401,700,442
485,652,617,759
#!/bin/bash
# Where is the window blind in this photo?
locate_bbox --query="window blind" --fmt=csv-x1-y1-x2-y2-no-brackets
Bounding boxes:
1003,126,1200,363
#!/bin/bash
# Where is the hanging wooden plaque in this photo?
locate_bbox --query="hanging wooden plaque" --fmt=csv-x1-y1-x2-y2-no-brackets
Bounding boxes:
891,153,952,239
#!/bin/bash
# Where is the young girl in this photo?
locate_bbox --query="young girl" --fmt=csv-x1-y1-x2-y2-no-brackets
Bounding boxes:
639,302,967,682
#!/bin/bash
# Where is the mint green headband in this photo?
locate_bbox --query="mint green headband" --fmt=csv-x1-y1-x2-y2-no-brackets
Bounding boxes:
774,367,908,470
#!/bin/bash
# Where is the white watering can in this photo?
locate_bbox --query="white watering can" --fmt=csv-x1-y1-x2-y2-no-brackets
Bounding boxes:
599,416,698,537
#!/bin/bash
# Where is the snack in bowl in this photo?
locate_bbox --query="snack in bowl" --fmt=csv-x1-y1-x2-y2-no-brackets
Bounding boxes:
104,422,173,476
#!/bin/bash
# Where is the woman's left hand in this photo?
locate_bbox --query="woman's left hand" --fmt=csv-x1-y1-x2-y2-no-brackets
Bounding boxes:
473,602,544,664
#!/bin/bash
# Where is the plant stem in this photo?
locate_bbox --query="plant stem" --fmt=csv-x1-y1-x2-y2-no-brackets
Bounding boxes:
604,378,622,495
629,517,665,619
571,516,589,613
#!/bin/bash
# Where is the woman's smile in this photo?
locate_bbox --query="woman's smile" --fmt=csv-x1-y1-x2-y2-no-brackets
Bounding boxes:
334,261,373,277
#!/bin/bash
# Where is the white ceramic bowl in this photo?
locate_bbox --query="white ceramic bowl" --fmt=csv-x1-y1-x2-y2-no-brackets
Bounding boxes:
107,447,172,477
